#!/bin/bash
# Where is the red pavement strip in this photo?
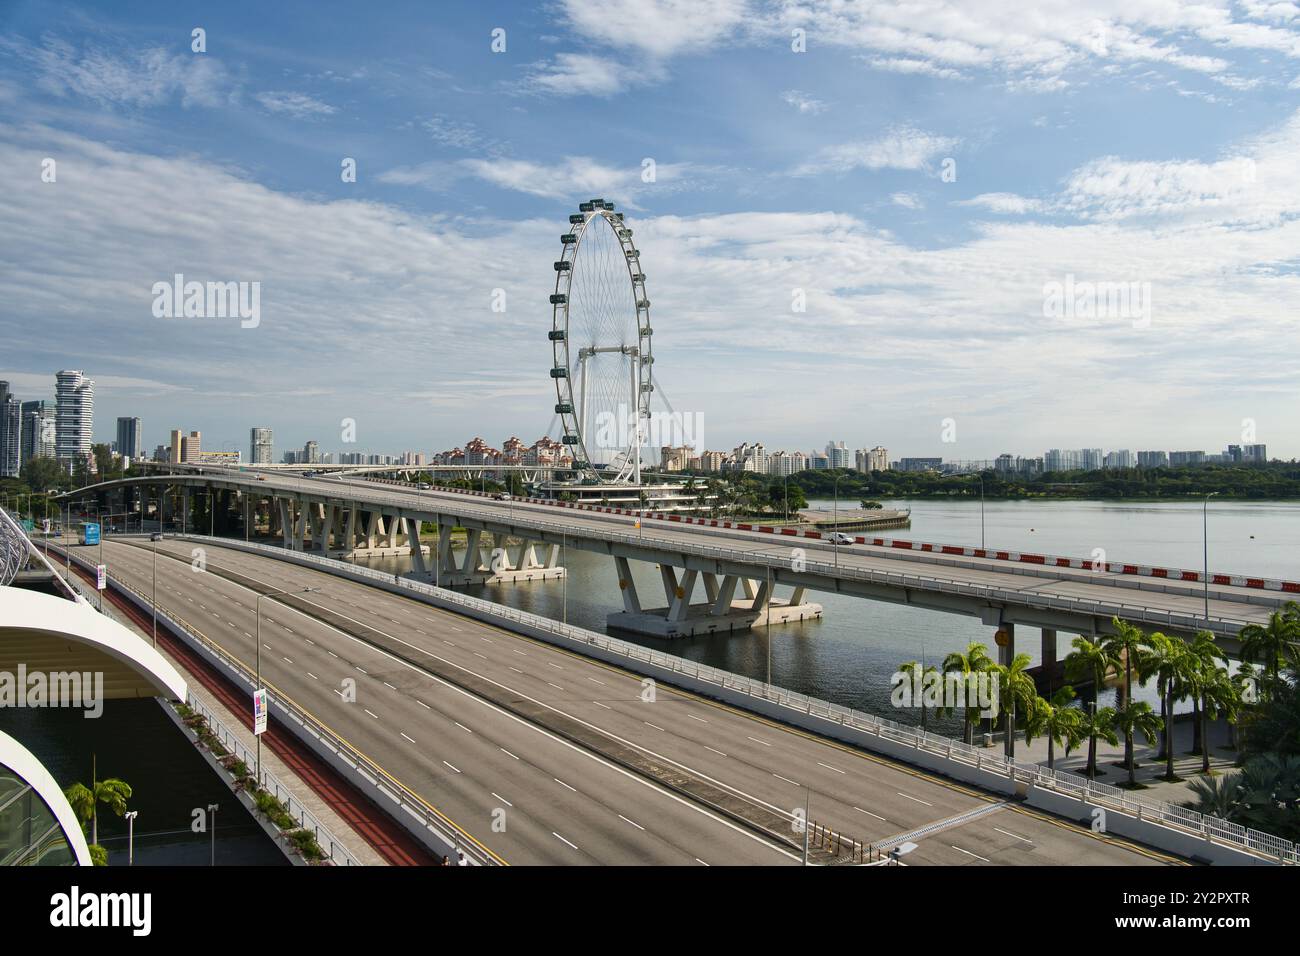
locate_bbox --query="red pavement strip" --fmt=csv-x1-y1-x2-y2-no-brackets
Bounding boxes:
61,554,438,866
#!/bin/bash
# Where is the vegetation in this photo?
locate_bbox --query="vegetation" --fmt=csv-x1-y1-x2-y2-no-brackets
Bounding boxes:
64,770,133,866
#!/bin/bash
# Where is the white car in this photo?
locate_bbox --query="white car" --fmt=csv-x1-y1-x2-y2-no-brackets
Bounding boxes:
828,532,855,545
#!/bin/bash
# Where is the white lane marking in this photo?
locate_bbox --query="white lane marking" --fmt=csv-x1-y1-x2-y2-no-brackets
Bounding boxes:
817,761,846,775
415,699,431,709
855,807,887,822
244,632,252,638
619,815,645,831
328,651,338,658
443,761,461,773
993,827,1034,845
454,722,473,734
512,649,527,656
950,845,991,863
364,709,379,720
554,778,577,792
747,736,770,747
479,636,492,644
695,858,709,866
547,662,563,670
401,732,416,744
263,643,272,650
644,721,665,731
282,657,294,664
500,748,519,760
307,673,318,681
687,714,709,723
473,652,488,660
553,832,578,851
587,677,606,686
383,681,397,690
509,666,524,674
492,792,513,807
592,700,612,710
443,641,456,647
304,638,314,646
898,792,933,807
705,746,728,758
773,773,800,786
355,666,367,674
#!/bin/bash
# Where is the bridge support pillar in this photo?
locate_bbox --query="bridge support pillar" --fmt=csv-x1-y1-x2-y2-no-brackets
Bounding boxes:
997,622,1016,667
407,520,427,576
608,559,821,638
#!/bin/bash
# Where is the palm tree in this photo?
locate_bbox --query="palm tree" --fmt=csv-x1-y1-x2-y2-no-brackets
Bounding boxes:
1238,609,1300,689
1023,687,1083,770
1182,630,1228,757
1182,772,1243,821
1112,700,1163,788
64,774,133,850
1076,705,1119,780
1102,618,1155,772
993,653,1037,758
1064,635,1119,711
898,660,946,732
1139,632,1193,780
942,641,995,745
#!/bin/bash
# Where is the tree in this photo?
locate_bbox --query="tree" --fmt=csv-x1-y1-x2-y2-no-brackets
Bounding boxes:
1112,700,1163,788
1023,687,1083,771
898,660,946,732
1138,632,1193,780
1183,630,1228,757
1102,618,1155,772
1064,635,1119,710
941,642,994,745
1076,705,1119,780
64,773,133,863
993,653,1037,759
860,499,883,509
1183,772,1244,821
1238,606,1300,690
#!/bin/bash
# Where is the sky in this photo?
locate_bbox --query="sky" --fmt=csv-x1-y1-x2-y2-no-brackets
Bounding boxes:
1,0,1299,462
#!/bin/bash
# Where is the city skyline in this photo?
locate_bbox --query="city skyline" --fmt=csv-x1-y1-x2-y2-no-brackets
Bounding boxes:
2,3,1299,458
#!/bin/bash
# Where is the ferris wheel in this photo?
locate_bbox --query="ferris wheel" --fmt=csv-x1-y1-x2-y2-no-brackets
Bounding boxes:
549,198,653,484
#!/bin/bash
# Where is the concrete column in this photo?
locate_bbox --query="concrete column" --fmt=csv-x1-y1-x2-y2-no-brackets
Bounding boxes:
344,506,358,552
386,515,401,550
668,569,697,622
997,622,1016,667
1041,628,1057,669
437,520,454,576
407,520,427,575
615,556,641,614
461,529,482,573
702,572,720,604
749,577,771,612
710,575,739,616
658,564,679,606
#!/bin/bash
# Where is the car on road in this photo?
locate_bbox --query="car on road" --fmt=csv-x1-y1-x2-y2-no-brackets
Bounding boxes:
493,492,511,501
828,532,856,545
150,532,163,541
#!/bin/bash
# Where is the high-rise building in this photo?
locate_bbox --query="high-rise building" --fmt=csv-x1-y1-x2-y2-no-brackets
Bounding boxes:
1243,444,1267,464
54,370,94,464
303,440,319,464
1137,450,1168,468
1103,449,1134,469
115,417,142,462
181,431,201,463
825,441,852,469
20,400,55,465
1169,450,1205,466
168,429,183,463
250,427,273,464
0,382,20,478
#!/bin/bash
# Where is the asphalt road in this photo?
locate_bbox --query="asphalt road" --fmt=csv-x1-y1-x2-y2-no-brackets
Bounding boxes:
88,535,1176,867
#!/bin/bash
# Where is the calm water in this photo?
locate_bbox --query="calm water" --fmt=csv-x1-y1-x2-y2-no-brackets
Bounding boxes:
357,499,1299,729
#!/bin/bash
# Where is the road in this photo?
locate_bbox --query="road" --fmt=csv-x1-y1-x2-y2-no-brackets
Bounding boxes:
84,534,1176,867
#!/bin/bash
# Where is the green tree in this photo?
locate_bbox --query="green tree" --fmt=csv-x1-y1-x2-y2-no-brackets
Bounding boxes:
1182,772,1243,821
1076,705,1119,780
1102,618,1155,772
1023,687,1083,771
64,774,133,863
1139,632,1193,780
1238,605,1300,689
1064,635,1119,711
992,653,1037,759
1112,700,1163,788
898,660,947,732
941,641,994,745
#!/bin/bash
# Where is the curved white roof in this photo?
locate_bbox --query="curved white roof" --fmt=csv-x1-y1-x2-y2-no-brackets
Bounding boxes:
0,588,187,700
0,727,93,866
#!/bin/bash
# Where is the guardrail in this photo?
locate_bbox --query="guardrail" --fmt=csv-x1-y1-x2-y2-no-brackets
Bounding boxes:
178,532,1296,865
54,542,498,866
181,692,360,865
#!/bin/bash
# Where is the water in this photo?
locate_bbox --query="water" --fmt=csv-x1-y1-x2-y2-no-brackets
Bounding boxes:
354,499,1299,731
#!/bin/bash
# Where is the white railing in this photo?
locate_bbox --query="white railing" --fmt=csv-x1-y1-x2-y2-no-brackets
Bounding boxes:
180,533,1297,865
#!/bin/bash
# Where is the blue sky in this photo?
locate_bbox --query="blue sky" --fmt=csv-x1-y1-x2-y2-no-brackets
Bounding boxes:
2,0,1299,461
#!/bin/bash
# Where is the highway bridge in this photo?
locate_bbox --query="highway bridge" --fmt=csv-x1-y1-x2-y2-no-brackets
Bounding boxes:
59,469,1287,673
58,531,1180,866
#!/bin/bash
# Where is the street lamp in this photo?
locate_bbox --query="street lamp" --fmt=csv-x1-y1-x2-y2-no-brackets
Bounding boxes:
151,535,159,648
977,473,986,551
1203,492,1219,625
124,810,138,866
207,803,219,866
254,586,320,784
832,473,845,569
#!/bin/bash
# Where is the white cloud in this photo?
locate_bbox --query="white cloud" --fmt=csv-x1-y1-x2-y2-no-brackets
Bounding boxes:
254,91,337,118
781,89,827,114
794,126,958,175
521,53,649,97
891,192,924,209
556,0,751,58
864,57,964,80
957,193,1046,214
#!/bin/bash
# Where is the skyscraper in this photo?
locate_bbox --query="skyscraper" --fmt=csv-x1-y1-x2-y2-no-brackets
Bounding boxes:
55,370,94,464
250,426,273,465
0,382,20,478
20,400,55,464
181,431,201,463
115,417,142,462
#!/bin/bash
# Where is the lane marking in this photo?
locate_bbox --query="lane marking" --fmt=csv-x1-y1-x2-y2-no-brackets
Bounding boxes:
619,815,645,831
898,792,933,807
492,792,513,807
592,700,612,710
500,748,519,760
554,778,577,793
687,714,709,723
553,832,578,851
443,761,461,773
644,721,665,731
855,807,887,822
705,746,728,758
364,709,380,720
817,761,846,775
950,845,991,863
454,722,473,734
747,736,770,747
401,732,416,744
993,826,1034,845
773,773,800,786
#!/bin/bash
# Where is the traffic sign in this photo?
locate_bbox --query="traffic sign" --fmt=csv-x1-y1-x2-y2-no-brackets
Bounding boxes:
253,688,268,735
96,565,106,591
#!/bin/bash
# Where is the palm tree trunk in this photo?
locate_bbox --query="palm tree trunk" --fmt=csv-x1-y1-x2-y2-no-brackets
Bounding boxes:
1158,690,1169,760
1123,658,1134,771
1200,699,1212,775
1087,733,1097,780
1165,690,1175,780
1191,697,1202,755
1047,734,1055,771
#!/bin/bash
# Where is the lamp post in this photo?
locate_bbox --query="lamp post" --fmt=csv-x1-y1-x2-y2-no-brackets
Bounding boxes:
151,535,158,648
1203,492,1218,625
207,804,219,866
977,474,986,551
124,810,137,866
832,473,845,569
254,586,319,784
